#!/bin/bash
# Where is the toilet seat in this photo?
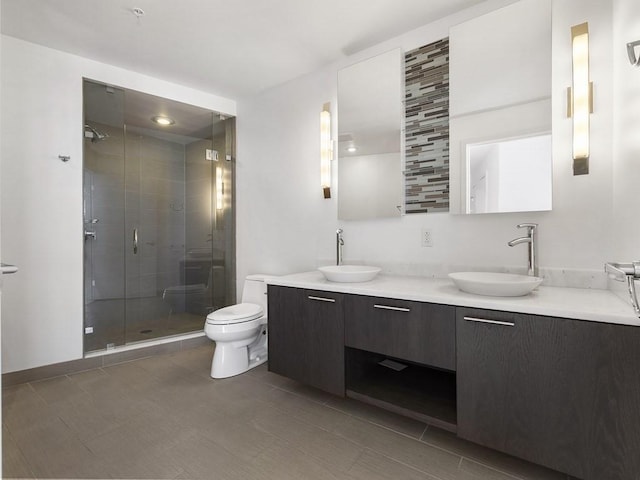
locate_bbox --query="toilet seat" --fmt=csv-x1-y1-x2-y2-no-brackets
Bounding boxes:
206,303,263,325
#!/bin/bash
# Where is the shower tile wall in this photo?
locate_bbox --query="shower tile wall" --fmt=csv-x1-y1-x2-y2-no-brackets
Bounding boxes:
86,128,187,302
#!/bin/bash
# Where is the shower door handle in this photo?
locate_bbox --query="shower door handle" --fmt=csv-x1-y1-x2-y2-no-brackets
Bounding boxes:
133,228,138,254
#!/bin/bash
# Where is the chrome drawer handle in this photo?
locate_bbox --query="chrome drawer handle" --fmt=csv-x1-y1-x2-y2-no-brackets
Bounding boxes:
374,304,410,312
464,316,514,327
308,296,336,303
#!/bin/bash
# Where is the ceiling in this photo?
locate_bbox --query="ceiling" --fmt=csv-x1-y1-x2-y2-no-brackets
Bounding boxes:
1,0,486,100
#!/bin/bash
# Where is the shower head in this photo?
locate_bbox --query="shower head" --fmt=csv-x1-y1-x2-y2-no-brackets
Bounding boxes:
84,124,109,143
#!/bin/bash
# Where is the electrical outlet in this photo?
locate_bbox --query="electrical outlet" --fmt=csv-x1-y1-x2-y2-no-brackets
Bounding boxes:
84,326,94,334
421,228,433,247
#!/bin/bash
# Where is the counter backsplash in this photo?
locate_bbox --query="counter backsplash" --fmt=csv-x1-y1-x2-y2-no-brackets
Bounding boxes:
315,260,608,290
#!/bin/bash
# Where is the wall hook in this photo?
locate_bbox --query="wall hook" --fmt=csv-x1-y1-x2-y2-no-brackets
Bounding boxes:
58,155,70,162
627,40,640,66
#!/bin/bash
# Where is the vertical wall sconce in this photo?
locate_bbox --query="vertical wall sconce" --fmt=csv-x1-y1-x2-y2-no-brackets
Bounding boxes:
567,22,593,175
216,166,223,210
320,102,333,199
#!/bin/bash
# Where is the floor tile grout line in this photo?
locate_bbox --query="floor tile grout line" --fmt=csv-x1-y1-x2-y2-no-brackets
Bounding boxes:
266,397,467,479
269,382,427,441
458,455,535,480
420,422,430,440
359,446,450,480
268,379,427,430
418,434,535,480
248,418,359,477
254,392,405,473
323,401,429,441
3,423,38,480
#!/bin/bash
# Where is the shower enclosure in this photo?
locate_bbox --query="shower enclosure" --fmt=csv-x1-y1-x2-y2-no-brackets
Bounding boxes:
83,79,235,353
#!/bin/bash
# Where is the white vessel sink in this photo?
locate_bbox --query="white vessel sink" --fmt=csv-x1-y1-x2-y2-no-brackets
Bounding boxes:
318,265,381,283
448,272,543,297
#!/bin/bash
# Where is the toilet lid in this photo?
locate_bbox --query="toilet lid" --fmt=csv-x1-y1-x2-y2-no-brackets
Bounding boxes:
207,303,264,325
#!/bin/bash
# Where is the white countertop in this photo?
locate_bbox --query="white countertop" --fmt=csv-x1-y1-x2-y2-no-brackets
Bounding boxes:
266,271,640,327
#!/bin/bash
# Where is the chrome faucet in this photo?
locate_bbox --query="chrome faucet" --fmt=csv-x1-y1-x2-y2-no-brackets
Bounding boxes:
508,223,538,277
336,229,344,265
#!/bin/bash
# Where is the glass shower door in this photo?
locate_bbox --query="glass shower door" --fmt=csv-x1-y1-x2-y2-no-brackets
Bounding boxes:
123,127,206,343
83,81,127,352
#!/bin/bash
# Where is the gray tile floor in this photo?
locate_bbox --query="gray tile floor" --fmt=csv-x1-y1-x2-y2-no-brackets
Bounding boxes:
3,345,571,479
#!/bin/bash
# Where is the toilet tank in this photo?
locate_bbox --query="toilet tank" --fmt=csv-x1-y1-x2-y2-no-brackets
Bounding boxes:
241,274,269,315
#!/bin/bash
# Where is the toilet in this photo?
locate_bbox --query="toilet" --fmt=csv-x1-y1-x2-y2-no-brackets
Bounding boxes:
204,274,268,379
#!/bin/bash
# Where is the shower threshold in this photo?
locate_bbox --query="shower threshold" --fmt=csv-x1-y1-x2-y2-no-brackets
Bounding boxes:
84,330,206,359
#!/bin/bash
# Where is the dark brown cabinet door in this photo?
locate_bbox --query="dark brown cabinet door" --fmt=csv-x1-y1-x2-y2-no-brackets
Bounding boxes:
456,307,640,480
345,295,455,370
267,286,344,396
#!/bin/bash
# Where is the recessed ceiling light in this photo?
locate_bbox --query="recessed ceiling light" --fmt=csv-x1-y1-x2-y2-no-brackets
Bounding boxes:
347,146,357,153
152,115,175,126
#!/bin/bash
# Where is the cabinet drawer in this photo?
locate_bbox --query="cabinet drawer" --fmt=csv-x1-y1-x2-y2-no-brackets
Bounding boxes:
268,286,345,396
345,295,455,370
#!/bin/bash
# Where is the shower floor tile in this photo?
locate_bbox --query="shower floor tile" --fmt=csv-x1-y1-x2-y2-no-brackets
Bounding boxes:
84,296,205,352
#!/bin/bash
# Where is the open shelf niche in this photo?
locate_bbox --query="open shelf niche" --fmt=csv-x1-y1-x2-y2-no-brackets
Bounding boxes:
345,347,457,432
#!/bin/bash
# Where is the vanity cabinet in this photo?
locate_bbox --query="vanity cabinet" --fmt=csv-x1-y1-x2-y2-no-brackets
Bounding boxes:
267,281,640,480
345,295,455,371
267,286,344,396
456,307,640,480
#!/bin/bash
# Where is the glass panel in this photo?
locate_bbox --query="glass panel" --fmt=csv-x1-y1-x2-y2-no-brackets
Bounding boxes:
83,80,126,351
222,117,237,305
83,81,236,353
123,91,220,343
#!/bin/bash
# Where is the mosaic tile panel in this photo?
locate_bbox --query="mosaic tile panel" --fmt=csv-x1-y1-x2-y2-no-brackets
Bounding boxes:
404,38,450,214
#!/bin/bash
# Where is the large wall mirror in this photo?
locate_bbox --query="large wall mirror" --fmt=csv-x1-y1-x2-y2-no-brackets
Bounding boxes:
449,0,552,215
337,49,403,220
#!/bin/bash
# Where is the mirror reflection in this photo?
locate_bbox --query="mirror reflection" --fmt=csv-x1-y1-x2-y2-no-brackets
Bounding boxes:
467,133,552,214
337,49,402,220
449,0,552,215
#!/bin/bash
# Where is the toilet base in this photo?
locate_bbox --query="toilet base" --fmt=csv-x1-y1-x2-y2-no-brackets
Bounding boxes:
210,325,268,379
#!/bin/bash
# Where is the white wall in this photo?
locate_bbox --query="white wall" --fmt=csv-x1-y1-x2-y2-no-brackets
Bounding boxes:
612,0,640,260
0,36,236,373
237,0,616,290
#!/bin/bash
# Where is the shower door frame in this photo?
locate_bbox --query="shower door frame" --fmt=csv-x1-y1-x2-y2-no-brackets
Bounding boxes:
82,78,236,354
